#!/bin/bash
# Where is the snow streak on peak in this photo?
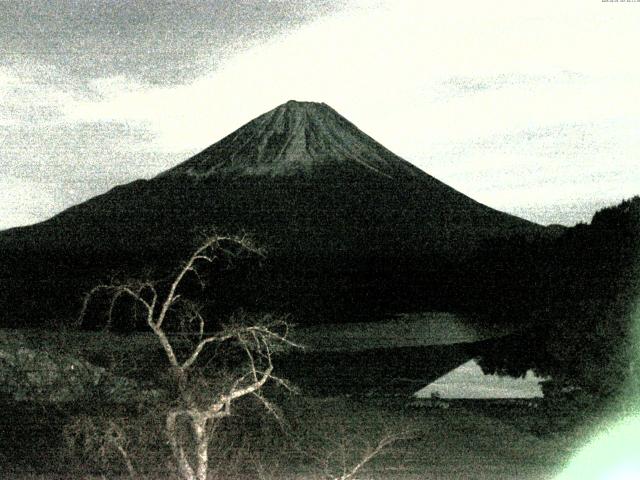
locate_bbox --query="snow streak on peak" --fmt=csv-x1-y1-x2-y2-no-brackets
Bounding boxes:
161,100,425,179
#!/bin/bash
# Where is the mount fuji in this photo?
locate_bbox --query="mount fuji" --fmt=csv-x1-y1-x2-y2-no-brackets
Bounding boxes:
0,100,545,326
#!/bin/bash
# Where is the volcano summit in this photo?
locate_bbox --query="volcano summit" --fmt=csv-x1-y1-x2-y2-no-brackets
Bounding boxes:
161,100,426,179
0,100,544,326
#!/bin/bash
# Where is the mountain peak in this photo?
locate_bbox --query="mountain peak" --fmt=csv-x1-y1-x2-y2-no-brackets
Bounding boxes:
161,100,424,179
272,100,332,123
281,99,328,109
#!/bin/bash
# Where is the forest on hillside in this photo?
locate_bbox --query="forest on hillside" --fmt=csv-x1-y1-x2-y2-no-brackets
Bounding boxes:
469,196,640,400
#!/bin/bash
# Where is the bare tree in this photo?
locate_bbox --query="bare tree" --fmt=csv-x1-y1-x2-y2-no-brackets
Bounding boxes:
317,430,409,480
80,234,301,480
64,414,137,480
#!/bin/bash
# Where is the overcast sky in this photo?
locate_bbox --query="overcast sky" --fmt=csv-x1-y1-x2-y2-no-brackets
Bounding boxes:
1,0,639,230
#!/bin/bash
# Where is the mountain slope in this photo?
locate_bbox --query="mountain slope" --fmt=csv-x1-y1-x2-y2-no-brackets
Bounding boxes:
160,100,426,179
0,100,545,326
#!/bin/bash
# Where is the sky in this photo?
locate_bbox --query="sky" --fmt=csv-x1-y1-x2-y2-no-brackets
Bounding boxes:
1,0,639,230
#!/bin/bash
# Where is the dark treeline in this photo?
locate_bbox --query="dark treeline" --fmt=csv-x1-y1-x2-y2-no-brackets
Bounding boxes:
470,196,640,399
1,185,638,402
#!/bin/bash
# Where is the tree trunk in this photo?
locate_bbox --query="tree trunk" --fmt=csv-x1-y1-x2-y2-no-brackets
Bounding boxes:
167,411,196,480
193,417,209,480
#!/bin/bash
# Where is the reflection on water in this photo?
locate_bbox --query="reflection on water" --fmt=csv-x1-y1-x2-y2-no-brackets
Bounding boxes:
293,312,515,352
416,359,545,399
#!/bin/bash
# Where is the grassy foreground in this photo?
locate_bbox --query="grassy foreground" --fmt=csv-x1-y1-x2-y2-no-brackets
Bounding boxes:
0,393,596,480
0,326,602,479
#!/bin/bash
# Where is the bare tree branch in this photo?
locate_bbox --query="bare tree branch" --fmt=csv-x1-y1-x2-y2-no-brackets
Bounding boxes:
155,235,237,330
180,332,235,371
334,431,406,480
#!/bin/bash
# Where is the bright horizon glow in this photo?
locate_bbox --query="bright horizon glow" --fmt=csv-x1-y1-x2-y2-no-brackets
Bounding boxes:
555,299,640,479
555,417,640,480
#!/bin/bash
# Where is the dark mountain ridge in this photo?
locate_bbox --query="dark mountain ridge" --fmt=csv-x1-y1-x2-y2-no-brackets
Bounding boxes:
0,100,546,326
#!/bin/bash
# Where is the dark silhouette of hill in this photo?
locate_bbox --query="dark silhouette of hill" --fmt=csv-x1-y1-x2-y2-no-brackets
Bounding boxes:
0,100,546,327
474,196,640,400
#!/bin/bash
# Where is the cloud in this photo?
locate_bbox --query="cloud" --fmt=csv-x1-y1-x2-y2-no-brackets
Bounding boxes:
433,71,588,100
0,101,178,228
60,0,640,148
425,115,640,224
0,177,58,230
0,0,349,84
